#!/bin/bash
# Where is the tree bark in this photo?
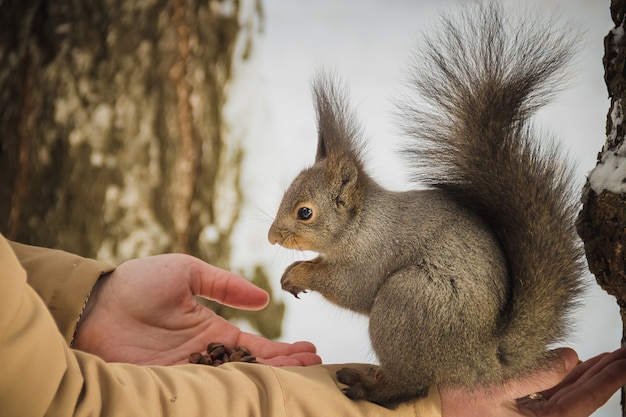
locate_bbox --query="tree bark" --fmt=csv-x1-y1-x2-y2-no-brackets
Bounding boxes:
0,0,283,339
577,0,626,414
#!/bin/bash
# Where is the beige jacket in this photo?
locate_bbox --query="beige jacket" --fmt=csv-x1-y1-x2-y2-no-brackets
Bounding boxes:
0,235,441,416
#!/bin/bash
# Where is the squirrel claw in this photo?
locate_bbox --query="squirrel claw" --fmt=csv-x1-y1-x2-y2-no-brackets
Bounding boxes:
289,288,307,298
280,260,312,298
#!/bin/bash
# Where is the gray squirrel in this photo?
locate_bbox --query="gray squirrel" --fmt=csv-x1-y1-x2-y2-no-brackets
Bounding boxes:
268,2,585,407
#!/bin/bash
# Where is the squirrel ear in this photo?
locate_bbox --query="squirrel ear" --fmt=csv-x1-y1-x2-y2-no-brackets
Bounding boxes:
330,155,360,207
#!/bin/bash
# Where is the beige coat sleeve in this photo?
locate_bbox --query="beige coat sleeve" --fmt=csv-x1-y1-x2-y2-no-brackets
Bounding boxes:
7,240,116,344
0,236,441,417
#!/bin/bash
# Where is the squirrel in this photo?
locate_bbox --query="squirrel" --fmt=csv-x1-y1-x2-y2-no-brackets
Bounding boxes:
268,1,585,407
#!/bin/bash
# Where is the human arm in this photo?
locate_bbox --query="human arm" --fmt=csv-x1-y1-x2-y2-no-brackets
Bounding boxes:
8,240,320,366
8,240,116,343
0,235,440,416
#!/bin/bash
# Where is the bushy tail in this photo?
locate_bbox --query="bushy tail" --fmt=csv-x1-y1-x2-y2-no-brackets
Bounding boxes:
401,2,585,370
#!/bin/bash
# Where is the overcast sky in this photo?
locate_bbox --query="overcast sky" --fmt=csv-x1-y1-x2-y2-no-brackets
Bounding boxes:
228,1,620,415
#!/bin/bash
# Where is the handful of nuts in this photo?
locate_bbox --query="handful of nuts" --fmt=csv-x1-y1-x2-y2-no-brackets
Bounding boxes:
188,342,257,366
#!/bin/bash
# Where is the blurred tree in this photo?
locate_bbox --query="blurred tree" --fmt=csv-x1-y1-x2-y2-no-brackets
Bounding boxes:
577,0,626,413
0,0,284,339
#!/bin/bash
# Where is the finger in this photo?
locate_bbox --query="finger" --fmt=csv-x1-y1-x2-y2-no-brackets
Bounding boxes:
191,260,270,310
540,352,610,400
544,353,626,417
258,352,323,367
569,347,626,386
237,333,318,359
544,347,626,403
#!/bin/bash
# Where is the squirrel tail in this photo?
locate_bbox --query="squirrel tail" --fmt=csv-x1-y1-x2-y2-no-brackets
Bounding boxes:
401,2,585,371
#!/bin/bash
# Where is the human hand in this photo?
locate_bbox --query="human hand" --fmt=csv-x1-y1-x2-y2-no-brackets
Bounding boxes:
72,254,321,366
515,346,626,417
440,347,626,417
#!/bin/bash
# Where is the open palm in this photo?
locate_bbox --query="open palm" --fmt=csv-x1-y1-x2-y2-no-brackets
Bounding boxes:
72,254,321,366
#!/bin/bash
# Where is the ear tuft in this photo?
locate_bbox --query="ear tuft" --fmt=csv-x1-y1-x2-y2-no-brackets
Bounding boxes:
313,72,365,164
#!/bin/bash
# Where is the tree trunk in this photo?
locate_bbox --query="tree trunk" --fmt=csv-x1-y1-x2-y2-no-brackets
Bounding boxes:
577,1,626,414
0,0,283,339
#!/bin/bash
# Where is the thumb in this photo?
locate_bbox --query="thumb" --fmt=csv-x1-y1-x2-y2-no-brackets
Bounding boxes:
190,259,270,310
506,348,579,399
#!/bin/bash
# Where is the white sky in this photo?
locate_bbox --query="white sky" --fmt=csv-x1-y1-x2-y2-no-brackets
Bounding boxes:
227,1,621,415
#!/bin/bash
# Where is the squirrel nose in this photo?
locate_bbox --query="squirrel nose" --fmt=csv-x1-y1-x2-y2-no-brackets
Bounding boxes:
268,224,282,245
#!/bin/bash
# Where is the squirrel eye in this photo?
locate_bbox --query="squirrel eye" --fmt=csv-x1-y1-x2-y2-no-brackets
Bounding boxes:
297,207,313,221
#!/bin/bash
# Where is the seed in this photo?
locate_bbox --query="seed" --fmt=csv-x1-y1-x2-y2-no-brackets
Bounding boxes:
209,346,226,360
188,343,257,367
207,342,224,352
188,352,203,364
236,346,251,356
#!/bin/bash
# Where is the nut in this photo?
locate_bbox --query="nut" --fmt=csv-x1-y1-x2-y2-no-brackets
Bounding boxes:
237,346,252,356
209,346,226,360
229,351,245,362
207,342,224,352
188,352,203,364
188,343,258,367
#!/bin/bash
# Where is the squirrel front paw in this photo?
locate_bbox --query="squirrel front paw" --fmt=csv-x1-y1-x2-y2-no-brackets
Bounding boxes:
280,260,316,298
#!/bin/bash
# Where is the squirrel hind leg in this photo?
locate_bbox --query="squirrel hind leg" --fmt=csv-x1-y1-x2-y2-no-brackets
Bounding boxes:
336,366,429,408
